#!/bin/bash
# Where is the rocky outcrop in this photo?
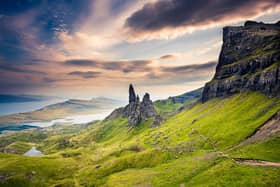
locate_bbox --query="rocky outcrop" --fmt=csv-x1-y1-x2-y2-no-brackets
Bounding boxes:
151,115,163,128
202,21,280,102
123,84,158,126
141,93,157,118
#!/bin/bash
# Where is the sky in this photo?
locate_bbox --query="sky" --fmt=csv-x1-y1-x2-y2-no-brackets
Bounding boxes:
0,0,279,100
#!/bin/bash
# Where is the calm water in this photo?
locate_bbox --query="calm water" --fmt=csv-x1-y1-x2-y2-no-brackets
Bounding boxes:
24,110,112,128
24,147,43,156
0,110,113,134
0,125,38,134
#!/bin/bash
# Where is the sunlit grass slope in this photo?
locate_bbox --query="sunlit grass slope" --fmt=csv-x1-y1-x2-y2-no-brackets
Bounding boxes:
231,135,280,162
186,158,280,187
0,92,279,186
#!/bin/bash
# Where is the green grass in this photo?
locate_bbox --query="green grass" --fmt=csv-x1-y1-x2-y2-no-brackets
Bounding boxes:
154,98,183,115
0,153,77,187
105,152,217,187
0,132,47,148
3,141,34,154
231,135,280,162
0,91,279,186
140,92,280,150
186,159,280,187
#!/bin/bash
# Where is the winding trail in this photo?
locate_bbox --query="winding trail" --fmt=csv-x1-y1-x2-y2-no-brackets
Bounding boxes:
234,158,280,167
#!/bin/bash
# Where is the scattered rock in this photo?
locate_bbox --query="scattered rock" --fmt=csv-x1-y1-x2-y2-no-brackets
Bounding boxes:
191,119,197,124
58,139,71,148
25,171,36,180
151,115,163,128
0,175,7,182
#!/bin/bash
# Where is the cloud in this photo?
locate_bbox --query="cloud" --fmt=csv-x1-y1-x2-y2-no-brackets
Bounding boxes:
141,61,217,86
125,0,280,40
63,57,216,86
0,62,46,75
68,71,102,79
159,54,177,60
118,60,152,73
43,77,58,83
63,57,216,76
64,59,98,66
161,61,217,73
64,58,153,73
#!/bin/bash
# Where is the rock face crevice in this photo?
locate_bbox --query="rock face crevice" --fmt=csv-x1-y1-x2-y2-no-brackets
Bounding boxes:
124,84,158,126
202,21,280,102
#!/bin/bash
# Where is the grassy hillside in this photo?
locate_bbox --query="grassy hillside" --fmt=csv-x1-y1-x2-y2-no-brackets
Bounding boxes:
0,92,279,186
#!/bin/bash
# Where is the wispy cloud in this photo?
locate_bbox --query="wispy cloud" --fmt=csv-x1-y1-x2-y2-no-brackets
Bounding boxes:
159,54,177,61
64,59,98,66
68,71,102,79
0,62,46,75
160,61,217,73
64,58,153,73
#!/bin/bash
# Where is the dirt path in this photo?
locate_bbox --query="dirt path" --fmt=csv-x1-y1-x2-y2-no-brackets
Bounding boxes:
234,158,280,167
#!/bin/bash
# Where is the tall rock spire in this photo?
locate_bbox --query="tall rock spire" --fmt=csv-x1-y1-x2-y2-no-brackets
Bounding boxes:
129,84,136,104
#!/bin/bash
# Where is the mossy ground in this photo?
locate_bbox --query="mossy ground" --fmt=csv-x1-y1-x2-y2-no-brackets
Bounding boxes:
0,92,279,186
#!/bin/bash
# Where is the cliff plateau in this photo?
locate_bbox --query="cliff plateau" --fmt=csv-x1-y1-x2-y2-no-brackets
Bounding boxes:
202,21,280,102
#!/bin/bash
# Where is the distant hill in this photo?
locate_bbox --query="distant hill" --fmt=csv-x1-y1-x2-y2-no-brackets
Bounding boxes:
154,87,203,115
167,87,203,103
0,97,122,126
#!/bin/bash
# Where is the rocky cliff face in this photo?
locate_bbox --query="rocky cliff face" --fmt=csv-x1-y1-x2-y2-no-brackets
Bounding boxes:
202,21,280,102
123,84,158,126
